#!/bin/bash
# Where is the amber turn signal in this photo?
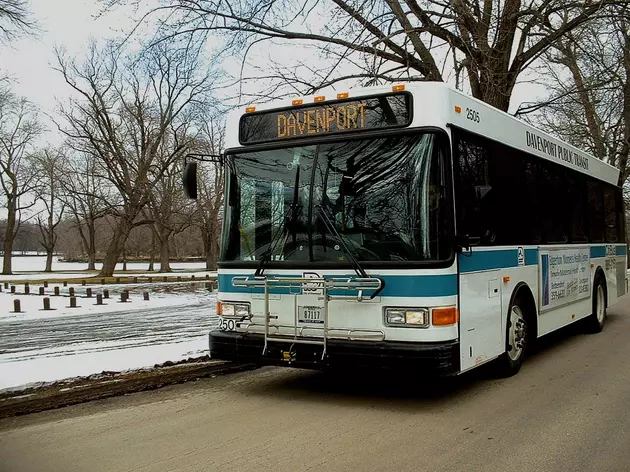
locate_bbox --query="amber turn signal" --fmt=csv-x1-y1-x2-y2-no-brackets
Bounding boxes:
432,307,458,326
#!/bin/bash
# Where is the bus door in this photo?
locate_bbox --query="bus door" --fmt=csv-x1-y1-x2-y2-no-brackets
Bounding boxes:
458,250,504,372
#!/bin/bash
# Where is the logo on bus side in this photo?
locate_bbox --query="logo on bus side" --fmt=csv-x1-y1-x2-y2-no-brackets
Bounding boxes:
302,272,323,294
517,247,525,267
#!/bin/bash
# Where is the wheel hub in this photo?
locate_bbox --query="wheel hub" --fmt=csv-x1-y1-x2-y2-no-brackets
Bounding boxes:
508,306,526,361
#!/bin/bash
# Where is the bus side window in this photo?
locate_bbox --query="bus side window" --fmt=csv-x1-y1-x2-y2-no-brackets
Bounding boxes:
454,133,493,244
587,181,605,243
603,185,619,243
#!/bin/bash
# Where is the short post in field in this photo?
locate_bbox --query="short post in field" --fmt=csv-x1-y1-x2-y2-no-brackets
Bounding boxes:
13,299,21,313
103,289,110,299
86,288,92,298
43,298,51,311
143,291,149,301
96,294,103,305
54,286,60,296
69,297,77,308
39,287,45,296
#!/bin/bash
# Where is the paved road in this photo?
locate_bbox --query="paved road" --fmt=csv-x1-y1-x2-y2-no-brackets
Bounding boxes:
2,298,630,472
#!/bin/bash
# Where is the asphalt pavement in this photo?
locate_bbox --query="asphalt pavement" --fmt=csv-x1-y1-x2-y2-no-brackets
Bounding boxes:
1,298,630,472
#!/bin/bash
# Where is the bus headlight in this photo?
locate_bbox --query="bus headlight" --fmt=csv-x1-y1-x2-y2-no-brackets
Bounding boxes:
385,308,428,327
219,302,251,318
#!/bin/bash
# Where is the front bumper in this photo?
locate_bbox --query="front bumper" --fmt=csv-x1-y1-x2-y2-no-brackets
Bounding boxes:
209,330,460,375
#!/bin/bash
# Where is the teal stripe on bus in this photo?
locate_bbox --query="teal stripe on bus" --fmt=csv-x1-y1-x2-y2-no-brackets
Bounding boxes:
458,248,538,273
616,246,627,256
525,249,539,265
591,246,606,258
218,273,458,298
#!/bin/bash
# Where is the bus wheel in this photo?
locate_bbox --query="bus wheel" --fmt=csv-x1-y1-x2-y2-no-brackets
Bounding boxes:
585,275,607,333
496,296,528,377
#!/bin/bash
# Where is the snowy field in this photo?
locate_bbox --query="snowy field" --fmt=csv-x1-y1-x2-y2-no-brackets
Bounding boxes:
0,256,213,281
0,257,220,391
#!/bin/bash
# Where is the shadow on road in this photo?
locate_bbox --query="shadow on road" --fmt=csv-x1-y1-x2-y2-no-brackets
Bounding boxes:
239,312,625,411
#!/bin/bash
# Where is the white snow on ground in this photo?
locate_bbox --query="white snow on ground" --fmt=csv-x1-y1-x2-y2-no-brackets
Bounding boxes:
0,339,208,391
0,256,216,281
0,274,219,391
0,287,213,319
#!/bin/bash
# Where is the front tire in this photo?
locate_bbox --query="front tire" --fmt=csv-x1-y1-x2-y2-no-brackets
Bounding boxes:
496,296,528,377
585,275,606,333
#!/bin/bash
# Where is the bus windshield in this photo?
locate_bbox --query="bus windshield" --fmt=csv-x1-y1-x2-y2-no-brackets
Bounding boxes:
221,133,451,264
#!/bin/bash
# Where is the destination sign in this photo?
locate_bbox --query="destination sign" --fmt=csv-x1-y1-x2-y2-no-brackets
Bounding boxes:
239,93,412,144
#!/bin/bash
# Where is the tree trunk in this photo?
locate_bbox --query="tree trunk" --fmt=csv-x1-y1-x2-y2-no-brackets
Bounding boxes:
2,199,17,275
202,224,219,271
148,228,156,271
87,221,96,271
45,250,53,272
99,220,132,277
158,229,172,273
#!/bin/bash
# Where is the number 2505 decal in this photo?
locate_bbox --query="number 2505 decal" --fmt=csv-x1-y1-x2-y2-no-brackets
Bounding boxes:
466,108,480,123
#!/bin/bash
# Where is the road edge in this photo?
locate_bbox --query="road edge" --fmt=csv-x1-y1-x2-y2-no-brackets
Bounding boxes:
0,360,257,419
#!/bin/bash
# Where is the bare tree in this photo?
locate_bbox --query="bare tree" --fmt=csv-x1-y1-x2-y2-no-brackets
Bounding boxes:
0,85,42,274
55,39,218,276
106,0,625,111
191,119,225,270
0,0,36,42
32,147,66,272
519,8,630,185
146,137,196,273
59,151,115,270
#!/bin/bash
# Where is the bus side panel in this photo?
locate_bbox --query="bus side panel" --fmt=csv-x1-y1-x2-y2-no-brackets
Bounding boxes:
458,247,538,372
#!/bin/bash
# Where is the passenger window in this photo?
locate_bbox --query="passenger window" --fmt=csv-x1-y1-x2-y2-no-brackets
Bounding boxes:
603,186,618,242
587,181,605,242
454,134,493,244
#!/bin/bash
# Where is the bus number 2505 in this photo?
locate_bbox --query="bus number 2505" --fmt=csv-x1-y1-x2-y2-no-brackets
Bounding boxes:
466,108,480,123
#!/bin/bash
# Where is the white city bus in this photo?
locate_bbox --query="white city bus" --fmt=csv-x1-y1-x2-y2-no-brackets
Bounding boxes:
186,82,628,376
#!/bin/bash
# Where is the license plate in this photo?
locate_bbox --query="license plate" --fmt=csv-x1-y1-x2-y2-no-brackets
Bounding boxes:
298,306,324,324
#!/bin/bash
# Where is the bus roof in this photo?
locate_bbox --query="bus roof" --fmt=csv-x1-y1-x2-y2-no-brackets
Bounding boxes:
225,82,620,186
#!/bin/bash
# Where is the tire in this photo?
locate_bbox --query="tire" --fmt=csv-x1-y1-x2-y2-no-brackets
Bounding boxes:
584,274,607,333
496,295,529,377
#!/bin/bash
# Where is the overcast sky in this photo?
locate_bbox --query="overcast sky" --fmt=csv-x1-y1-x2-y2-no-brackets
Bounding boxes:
0,0,546,146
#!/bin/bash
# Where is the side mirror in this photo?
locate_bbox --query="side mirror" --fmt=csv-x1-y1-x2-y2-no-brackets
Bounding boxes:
455,234,481,252
183,161,198,199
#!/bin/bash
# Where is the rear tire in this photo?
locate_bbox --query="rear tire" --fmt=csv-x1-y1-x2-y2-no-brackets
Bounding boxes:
496,296,528,377
585,275,606,333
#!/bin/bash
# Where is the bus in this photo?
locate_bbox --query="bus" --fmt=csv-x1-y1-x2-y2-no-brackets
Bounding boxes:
184,82,628,377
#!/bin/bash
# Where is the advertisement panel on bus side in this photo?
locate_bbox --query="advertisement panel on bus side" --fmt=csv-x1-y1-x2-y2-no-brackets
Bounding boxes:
539,247,590,312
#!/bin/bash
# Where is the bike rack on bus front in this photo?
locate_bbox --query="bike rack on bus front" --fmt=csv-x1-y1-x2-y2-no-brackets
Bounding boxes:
231,276,384,360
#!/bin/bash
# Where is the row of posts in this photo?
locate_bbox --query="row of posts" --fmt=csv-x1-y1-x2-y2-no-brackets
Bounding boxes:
10,288,152,313
2,279,217,294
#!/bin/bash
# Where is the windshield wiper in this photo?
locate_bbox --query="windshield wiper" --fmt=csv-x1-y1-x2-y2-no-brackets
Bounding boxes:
316,205,384,299
316,206,384,297
254,166,301,277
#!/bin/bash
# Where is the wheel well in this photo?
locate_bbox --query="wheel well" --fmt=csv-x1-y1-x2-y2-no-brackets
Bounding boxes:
510,283,538,341
594,267,607,307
